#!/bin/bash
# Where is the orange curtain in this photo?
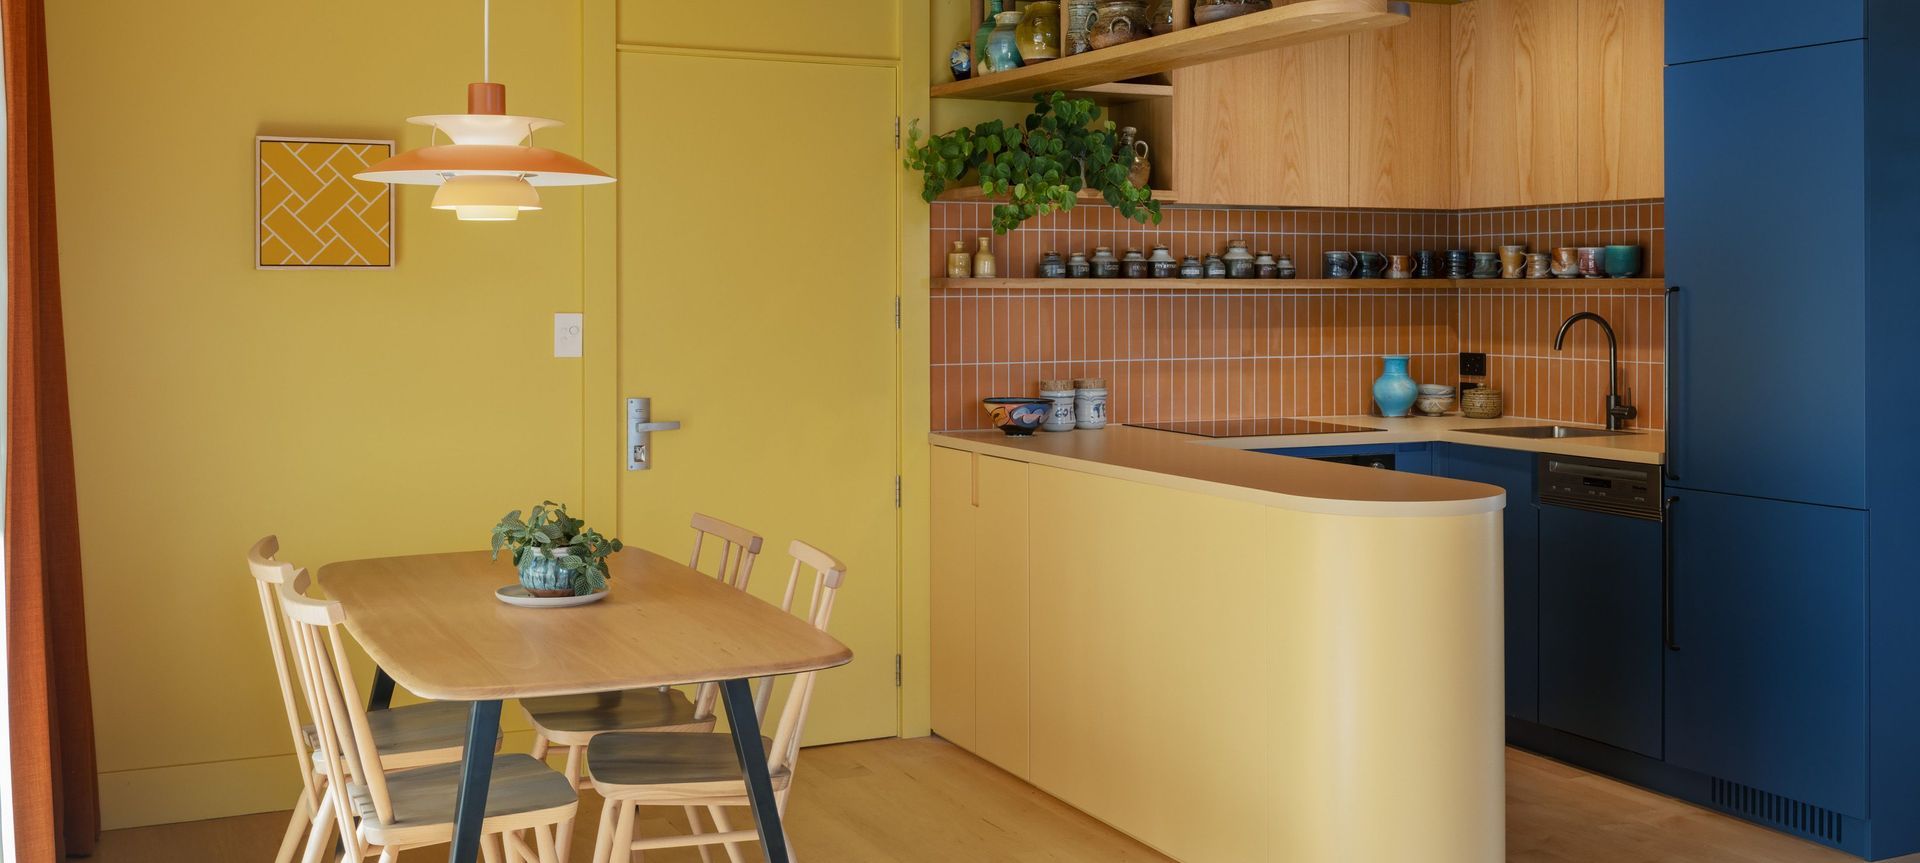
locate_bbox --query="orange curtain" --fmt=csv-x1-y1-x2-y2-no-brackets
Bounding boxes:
4,0,101,858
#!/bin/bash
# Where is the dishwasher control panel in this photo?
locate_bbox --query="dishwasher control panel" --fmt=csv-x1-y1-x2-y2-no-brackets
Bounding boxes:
1537,454,1663,520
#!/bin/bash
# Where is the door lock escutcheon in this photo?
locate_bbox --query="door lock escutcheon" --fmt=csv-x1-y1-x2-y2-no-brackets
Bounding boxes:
627,398,681,471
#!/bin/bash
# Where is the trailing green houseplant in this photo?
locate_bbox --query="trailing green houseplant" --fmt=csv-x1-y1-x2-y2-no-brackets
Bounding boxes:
490,501,623,596
904,91,1162,234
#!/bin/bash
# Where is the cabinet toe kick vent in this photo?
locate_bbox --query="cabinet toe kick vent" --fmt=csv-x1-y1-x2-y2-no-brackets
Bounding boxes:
1710,778,1844,844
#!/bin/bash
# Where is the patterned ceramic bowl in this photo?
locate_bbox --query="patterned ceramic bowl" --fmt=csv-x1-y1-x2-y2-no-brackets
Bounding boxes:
983,398,1052,435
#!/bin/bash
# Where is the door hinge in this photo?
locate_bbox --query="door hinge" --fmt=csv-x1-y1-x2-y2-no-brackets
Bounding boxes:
893,117,901,149
893,296,902,329
894,654,903,687
893,475,902,508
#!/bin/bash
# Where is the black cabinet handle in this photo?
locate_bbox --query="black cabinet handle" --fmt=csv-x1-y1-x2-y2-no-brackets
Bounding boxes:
1663,495,1679,651
1665,284,1683,483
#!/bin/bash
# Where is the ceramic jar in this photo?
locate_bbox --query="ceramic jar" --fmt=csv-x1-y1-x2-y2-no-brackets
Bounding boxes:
975,237,998,278
1372,355,1418,418
1179,255,1204,279
1121,248,1148,279
1091,246,1119,278
973,0,1003,72
947,240,973,278
1039,379,1078,432
1274,254,1297,279
1118,126,1152,188
1149,244,1178,278
950,42,973,81
1038,250,1066,278
1204,254,1227,279
1067,251,1091,278
1193,0,1270,25
984,11,1025,74
1088,0,1148,50
1148,0,1175,34
1223,240,1255,279
1461,386,1503,419
1064,0,1098,54
1074,378,1109,429
1016,1,1062,63
1253,251,1278,279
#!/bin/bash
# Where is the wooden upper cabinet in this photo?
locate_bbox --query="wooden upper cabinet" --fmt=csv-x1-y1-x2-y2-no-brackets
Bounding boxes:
1350,3,1454,209
1577,0,1664,201
1172,36,1350,207
1451,0,1580,208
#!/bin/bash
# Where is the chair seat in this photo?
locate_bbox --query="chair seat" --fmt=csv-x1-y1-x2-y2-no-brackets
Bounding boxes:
348,754,578,847
587,731,790,801
302,700,491,770
520,687,713,746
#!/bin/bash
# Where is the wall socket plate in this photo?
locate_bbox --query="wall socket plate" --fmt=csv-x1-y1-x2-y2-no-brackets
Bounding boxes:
1459,351,1488,377
554,313,583,358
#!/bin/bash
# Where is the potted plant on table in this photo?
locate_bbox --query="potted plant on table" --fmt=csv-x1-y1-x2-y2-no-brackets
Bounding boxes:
490,501,623,597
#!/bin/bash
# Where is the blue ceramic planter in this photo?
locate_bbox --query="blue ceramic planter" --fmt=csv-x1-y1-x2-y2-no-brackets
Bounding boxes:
518,547,577,596
1373,355,1419,418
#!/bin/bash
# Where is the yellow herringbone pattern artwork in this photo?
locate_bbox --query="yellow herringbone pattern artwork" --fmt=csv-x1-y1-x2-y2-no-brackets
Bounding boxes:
257,137,393,268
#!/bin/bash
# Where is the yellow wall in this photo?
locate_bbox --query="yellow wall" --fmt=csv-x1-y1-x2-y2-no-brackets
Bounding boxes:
47,0,591,829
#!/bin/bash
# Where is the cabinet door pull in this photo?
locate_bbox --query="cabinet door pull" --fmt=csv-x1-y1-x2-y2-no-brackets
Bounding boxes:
1663,495,1679,651
1665,284,1684,483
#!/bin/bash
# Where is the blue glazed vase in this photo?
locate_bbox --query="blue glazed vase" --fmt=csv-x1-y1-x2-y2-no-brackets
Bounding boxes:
1373,355,1419,418
518,546,577,597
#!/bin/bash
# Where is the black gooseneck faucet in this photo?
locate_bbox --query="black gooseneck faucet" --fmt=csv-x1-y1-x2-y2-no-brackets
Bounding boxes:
1553,311,1638,430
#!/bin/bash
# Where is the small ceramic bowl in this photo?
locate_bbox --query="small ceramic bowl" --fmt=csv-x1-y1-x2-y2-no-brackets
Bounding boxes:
1418,383,1455,396
1415,395,1456,416
983,398,1052,435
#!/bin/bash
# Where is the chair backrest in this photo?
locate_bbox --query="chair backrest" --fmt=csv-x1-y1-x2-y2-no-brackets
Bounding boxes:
688,513,765,720
246,536,321,805
763,539,848,776
277,570,394,843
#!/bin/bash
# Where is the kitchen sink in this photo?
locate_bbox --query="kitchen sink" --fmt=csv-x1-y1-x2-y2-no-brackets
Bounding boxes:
1465,425,1637,440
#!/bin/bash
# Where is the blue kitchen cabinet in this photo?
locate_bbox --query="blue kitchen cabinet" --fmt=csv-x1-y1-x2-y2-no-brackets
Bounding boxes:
1664,488,1868,819
1250,442,1431,474
1665,42,1867,509
1537,505,1663,759
1433,443,1536,721
1667,0,1862,64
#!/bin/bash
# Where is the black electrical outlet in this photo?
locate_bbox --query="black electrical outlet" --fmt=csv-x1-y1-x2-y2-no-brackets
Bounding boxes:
1459,351,1488,377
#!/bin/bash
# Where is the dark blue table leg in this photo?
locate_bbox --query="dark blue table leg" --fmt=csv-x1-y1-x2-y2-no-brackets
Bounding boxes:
367,667,396,711
720,678,789,863
448,699,502,863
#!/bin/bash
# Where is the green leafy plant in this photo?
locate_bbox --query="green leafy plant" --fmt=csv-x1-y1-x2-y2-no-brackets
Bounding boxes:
904,91,1162,234
490,501,624,595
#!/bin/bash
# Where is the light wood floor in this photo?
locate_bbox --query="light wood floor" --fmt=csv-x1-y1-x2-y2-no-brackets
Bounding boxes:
93,738,1914,863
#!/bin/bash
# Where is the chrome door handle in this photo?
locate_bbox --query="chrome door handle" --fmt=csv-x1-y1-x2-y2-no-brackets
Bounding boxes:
627,398,681,471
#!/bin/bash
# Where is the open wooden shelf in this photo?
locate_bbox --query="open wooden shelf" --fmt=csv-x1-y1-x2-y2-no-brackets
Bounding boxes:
933,186,1178,204
1070,81,1174,103
934,277,1668,291
931,0,1407,101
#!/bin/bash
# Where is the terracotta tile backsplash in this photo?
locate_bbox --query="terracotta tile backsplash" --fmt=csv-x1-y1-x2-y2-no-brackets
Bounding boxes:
931,199,1666,433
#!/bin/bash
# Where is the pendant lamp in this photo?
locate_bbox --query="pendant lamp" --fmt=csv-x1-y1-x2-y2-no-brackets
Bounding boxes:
355,0,614,221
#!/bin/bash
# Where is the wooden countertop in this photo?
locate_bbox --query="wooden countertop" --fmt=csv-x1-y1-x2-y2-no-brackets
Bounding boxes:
931,425,1507,517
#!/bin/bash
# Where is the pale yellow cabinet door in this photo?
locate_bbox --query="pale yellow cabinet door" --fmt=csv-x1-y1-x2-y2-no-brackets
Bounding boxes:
930,447,978,750
616,53,899,745
972,453,1030,779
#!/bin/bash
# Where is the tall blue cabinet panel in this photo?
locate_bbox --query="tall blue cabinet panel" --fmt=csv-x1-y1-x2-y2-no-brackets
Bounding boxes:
1433,444,1536,721
1664,488,1868,818
1665,43,1868,509
1667,0,1863,64
1537,507,1663,760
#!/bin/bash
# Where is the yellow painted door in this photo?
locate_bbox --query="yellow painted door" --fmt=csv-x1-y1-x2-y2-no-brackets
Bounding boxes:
616,53,900,744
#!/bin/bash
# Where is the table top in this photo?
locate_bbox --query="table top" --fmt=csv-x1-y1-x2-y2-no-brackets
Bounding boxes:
317,548,853,702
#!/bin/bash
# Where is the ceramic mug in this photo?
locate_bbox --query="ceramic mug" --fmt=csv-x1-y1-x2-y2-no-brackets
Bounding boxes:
1551,247,1581,278
1577,246,1607,278
1388,254,1413,279
1324,250,1358,279
1527,252,1552,279
1499,244,1527,279
1604,244,1643,278
1355,251,1388,279
1413,250,1439,279
1444,249,1473,280
1472,251,1501,279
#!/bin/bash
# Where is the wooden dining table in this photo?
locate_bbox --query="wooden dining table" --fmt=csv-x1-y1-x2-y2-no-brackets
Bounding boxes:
318,547,853,863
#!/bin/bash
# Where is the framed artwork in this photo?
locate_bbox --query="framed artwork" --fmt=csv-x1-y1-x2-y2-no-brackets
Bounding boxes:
256,136,395,269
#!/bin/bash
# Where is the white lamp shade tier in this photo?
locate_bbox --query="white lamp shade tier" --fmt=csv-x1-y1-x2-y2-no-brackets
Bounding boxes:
432,175,542,222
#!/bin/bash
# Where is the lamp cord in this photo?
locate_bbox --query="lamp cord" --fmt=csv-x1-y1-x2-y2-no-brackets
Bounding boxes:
482,0,491,82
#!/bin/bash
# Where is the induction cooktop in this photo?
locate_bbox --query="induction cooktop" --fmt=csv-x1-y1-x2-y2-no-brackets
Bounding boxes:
1129,418,1386,439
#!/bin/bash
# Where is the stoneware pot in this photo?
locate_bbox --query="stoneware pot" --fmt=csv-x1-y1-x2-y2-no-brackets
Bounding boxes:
984,11,1025,74
1193,0,1270,25
1088,0,1148,50
984,398,1051,435
1605,244,1643,278
1016,1,1062,63
518,546,580,597
1148,0,1175,34
1372,355,1419,418
1472,251,1501,279
1578,246,1607,278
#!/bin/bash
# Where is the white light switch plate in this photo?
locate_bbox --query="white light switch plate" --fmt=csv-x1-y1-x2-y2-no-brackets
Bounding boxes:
554,313,583,358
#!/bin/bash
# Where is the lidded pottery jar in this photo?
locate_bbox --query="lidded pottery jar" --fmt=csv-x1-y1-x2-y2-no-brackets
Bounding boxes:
1090,246,1119,278
1179,255,1204,279
1223,239,1255,279
1193,0,1271,25
947,240,973,278
1067,251,1091,278
1039,379,1077,432
1204,254,1227,279
1038,250,1066,278
984,11,1025,74
1016,0,1062,63
1087,0,1148,50
1148,244,1178,278
1121,248,1148,279
1253,251,1278,279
